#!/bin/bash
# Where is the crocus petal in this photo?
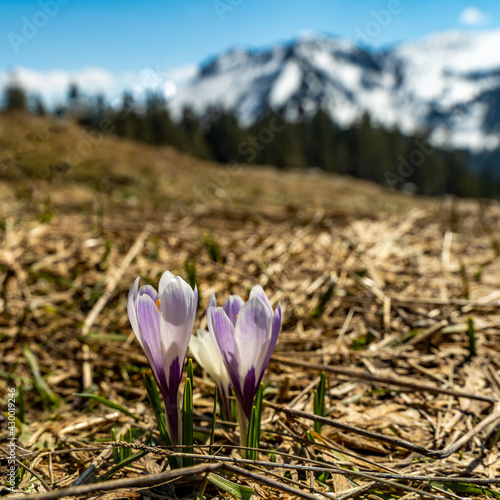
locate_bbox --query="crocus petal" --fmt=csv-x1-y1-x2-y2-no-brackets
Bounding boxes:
164,356,182,445
137,293,165,387
258,303,282,386
241,367,257,418
158,270,176,295
211,306,241,394
159,277,196,371
127,277,141,342
249,285,273,316
234,297,272,387
138,284,159,303
190,329,230,388
206,292,219,345
223,295,245,326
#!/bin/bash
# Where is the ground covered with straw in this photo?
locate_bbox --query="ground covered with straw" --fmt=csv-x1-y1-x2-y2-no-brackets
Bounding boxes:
2,115,500,499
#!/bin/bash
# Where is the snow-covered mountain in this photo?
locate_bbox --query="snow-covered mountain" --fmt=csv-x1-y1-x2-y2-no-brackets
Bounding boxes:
3,30,500,153
169,31,500,153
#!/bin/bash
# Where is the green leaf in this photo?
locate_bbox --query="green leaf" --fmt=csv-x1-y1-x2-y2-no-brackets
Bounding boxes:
210,386,218,456
74,393,140,421
254,383,264,447
142,375,178,469
203,233,222,263
143,375,170,445
310,279,336,318
18,385,26,424
123,429,133,459
488,424,500,450
187,358,194,385
313,371,326,433
247,383,264,461
111,429,120,464
467,317,477,357
24,345,60,409
96,449,149,482
184,260,201,307
247,405,257,460
125,427,133,443
207,473,254,500
352,330,377,350
431,481,500,499
182,376,194,467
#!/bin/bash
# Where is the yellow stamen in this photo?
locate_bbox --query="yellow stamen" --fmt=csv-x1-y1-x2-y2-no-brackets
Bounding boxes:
156,299,161,310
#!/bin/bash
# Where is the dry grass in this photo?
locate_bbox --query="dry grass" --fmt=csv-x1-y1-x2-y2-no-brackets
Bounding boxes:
1,113,500,499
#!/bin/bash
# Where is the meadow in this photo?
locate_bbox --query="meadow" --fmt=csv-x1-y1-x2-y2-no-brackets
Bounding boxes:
1,112,500,499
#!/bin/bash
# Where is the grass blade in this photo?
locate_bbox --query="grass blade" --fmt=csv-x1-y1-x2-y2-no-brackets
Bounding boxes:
96,449,149,482
207,473,254,500
313,371,326,433
184,260,201,307
247,383,264,461
23,345,60,409
467,317,477,357
247,405,257,460
142,375,178,469
18,385,26,424
111,429,120,464
74,393,140,421
210,386,218,456
182,359,194,467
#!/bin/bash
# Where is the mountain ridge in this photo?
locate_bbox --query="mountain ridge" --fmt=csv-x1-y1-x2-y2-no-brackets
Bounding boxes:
3,29,500,153
170,30,500,153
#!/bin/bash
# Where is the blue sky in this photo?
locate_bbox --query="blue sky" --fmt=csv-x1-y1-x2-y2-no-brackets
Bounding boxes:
2,0,499,72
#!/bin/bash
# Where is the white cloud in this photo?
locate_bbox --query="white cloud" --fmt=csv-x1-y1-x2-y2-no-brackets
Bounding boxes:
0,64,198,109
460,6,490,26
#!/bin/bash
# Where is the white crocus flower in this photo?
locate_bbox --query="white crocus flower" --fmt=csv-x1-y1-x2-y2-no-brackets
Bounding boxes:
190,328,232,420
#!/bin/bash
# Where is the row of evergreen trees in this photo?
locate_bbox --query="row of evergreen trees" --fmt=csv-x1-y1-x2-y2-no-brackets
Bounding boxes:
3,81,499,198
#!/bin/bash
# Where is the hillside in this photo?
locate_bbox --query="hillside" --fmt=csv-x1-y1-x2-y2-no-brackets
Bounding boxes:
0,112,431,215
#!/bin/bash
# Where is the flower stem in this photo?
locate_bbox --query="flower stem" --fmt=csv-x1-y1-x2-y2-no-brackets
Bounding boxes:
236,399,249,457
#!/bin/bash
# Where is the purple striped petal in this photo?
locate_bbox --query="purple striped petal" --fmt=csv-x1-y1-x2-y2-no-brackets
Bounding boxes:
164,356,182,445
223,295,245,326
158,270,175,295
127,277,141,344
249,285,273,316
206,292,218,345
241,367,256,419
159,277,196,369
138,284,159,303
137,293,164,383
258,303,282,386
211,306,241,394
234,297,272,380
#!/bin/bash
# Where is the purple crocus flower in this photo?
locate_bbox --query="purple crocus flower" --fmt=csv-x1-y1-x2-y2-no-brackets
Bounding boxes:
207,286,281,438
127,271,197,446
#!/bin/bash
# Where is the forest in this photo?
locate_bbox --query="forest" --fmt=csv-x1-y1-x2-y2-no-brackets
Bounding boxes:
4,81,498,199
